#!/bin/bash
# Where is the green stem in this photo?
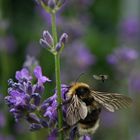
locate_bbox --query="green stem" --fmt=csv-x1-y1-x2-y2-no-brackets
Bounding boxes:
51,13,63,140
51,13,58,48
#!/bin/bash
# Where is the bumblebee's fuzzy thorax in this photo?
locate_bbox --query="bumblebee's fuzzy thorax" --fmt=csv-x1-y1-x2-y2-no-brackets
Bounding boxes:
66,82,90,99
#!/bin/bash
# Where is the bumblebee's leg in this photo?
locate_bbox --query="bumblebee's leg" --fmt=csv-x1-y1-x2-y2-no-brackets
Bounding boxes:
69,126,78,140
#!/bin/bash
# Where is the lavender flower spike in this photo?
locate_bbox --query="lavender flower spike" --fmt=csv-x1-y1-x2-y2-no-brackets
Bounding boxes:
34,66,51,85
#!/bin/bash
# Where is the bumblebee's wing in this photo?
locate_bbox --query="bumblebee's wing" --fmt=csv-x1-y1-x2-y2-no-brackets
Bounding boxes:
91,90,132,112
66,94,88,126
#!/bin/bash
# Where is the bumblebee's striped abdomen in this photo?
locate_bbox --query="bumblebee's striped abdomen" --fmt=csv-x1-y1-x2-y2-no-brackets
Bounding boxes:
78,108,101,135
79,108,101,128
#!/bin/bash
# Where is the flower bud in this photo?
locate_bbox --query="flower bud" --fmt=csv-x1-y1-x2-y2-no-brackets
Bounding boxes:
60,33,68,45
30,123,42,131
43,30,53,46
55,43,62,52
48,0,56,9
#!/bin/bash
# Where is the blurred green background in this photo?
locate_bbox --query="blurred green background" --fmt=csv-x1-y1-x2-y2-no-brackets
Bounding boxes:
0,0,140,140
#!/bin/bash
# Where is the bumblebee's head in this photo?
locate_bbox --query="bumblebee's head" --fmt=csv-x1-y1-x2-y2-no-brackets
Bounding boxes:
75,86,90,97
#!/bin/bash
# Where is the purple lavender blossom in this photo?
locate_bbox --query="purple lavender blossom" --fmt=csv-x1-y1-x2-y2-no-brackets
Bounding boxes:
41,84,69,125
5,90,30,107
5,65,51,127
15,68,32,81
34,66,51,85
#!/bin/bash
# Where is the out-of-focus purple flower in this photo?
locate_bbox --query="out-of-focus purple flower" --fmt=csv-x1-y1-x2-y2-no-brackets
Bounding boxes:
120,18,140,39
107,47,139,65
34,66,51,85
61,41,96,82
0,134,15,140
36,6,51,26
129,74,140,93
106,55,118,65
100,111,118,128
0,36,16,54
80,135,91,140
135,134,140,140
48,0,56,9
25,42,41,57
15,68,32,81
0,112,6,128
58,18,86,40
63,41,95,68
23,55,39,72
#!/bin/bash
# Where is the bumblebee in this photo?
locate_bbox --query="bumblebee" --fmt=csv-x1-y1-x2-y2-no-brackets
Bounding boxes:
65,82,132,136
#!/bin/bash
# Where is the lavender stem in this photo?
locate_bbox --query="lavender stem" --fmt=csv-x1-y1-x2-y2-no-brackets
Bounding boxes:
51,12,63,140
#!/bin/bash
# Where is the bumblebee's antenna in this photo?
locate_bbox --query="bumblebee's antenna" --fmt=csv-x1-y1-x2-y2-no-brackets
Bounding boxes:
75,73,85,84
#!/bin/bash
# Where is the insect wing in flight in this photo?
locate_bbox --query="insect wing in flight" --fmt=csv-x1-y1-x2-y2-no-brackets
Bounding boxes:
93,75,108,82
66,94,88,126
91,90,132,112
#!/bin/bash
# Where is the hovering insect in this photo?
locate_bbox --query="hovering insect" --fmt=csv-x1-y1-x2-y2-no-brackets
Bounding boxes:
93,74,108,82
65,82,132,136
